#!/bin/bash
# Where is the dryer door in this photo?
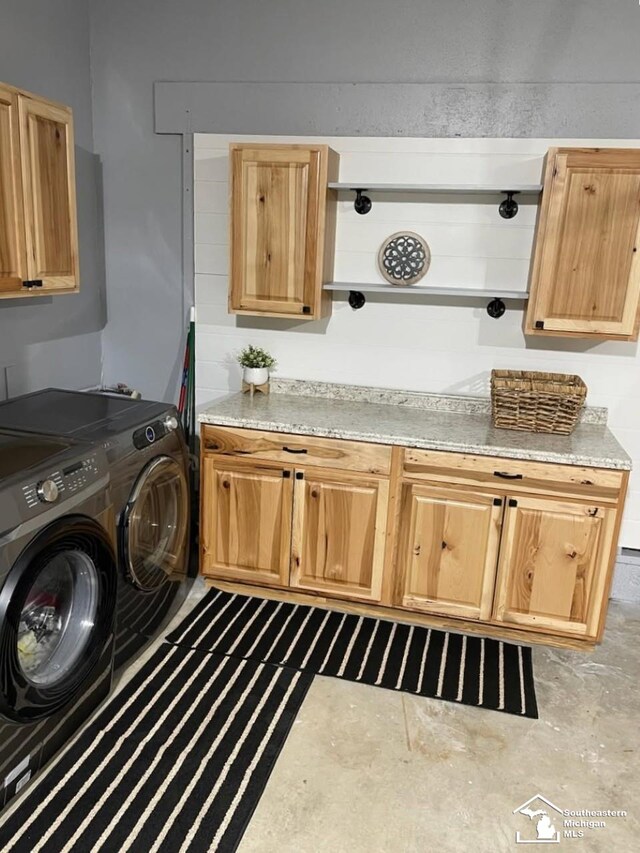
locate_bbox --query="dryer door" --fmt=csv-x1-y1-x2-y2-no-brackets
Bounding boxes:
0,516,117,722
120,455,189,592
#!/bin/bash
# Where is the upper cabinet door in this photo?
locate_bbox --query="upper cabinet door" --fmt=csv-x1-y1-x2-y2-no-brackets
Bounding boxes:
18,93,79,291
526,148,640,340
229,144,337,319
492,496,616,638
0,85,26,293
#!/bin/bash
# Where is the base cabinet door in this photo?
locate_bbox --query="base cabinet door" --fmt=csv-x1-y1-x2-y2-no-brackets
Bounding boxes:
492,496,616,637
290,471,388,601
201,457,293,586
395,483,503,620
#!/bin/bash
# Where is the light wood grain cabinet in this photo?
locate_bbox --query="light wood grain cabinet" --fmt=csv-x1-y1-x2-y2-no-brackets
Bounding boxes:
229,143,338,319
0,85,26,293
18,92,78,292
201,457,293,586
201,427,391,600
290,470,388,602
492,496,616,637
395,484,503,620
0,82,78,299
526,148,640,341
200,426,627,650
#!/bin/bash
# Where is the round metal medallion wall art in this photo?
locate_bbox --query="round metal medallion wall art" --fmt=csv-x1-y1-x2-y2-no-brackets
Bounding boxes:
377,231,431,286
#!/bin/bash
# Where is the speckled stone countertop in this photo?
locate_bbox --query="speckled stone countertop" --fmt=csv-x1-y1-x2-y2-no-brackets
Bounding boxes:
199,380,631,470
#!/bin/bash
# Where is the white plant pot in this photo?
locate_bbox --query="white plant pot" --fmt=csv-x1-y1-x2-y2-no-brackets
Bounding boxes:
243,367,269,386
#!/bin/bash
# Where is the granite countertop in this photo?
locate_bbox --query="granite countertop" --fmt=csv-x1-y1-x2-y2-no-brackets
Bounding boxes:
199,380,631,471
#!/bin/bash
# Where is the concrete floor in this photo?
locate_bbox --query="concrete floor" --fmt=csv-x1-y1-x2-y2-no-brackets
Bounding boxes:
5,583,640,851
237,599,640,853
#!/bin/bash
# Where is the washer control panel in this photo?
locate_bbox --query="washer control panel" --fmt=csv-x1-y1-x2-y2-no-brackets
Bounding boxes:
21,453,101,508
133,414,180,450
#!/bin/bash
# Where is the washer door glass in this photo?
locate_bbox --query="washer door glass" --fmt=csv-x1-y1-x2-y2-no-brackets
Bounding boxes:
123,456,189,592
0,516,117,722
18,550,99,686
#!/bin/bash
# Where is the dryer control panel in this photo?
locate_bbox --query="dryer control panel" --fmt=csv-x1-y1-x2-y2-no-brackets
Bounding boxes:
133,415,180,450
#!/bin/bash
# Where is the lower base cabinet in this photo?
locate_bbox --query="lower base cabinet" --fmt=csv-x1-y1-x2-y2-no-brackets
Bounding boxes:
492,496,616,637
201,457,293,586
290,470,388,601
201,456,389,602
395,483,503,620
200,425,627,649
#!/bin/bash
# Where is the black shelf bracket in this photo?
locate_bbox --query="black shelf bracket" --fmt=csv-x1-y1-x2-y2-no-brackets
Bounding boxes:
486,297,506,318
353,189,372,215
499,191,519,219
348,290,366,310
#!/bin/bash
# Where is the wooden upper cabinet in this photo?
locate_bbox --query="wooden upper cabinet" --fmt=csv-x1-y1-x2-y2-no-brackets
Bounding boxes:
229,143,338,319
492,496,616,637
0,85,27,293
290,470,388,602
18,92,78,292
394,483,503,620
526,148,640,340
201,457,293,586
0,82,78,299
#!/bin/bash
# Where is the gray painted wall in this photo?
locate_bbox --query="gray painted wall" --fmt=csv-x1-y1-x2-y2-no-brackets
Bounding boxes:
89,0,640,401
0,0,105,398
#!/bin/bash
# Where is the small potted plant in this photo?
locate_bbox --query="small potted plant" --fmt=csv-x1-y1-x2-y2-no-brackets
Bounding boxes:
237,345,277,387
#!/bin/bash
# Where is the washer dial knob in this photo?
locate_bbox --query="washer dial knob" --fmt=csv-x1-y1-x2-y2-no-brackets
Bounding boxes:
164,415,179,431
37,479,59,503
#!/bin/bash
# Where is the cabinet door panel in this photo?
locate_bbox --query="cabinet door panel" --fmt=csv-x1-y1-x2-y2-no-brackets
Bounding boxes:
527,148,640,339
18,95,78,290
493,496,616,636
291,472,388,601
229,144,327,317
201,458,293,586
395,484,502,620
0,85,26,292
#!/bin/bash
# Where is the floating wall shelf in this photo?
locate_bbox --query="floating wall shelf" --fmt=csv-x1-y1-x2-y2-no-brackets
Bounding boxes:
329,182,543,218
328,182,543,194
323,282,530,317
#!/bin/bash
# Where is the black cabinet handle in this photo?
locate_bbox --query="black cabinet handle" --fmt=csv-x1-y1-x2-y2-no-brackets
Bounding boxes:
283,446,308,454
493,471,523,480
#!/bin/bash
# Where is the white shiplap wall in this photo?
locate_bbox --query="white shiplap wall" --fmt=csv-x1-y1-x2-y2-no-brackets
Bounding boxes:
194,134,640,548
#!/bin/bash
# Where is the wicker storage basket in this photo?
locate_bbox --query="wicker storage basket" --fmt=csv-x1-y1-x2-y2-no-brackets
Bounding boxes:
491,370,587,435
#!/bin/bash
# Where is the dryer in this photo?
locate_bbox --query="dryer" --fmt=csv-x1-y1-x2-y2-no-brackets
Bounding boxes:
0,390,193,671
0,429,116,810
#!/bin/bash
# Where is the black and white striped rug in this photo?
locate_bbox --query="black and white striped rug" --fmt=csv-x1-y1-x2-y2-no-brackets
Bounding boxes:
167,589,538,718
0,644,311,853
